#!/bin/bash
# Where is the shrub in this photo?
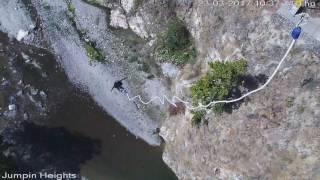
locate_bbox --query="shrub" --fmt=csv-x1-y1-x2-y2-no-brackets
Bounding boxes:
191,59,247,114
298,106,305,114
191,110,206,126
43,1,50,10
139,61,151,73
85,42,105,62
84,0,103,6
68,3,76,16
156,18,196,66
285,97,295,108
128,55,139,63
67,2,76,23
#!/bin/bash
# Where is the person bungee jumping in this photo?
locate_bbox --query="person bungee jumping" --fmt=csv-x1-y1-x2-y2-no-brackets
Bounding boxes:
111,77,127,93
111,77,140,109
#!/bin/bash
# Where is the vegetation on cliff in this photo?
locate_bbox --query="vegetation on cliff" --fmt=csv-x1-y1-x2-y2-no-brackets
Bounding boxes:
66,1,105,63
156,18,196,66
85,41,105,62
67,2,76,25
191,110,206,126
191,59,247,114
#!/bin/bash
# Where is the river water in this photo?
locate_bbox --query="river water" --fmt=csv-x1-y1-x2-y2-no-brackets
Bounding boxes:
47,90,177,180
0,32,177,180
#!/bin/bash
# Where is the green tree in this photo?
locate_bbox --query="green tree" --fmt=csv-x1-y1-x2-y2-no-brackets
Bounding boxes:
191,59,247,114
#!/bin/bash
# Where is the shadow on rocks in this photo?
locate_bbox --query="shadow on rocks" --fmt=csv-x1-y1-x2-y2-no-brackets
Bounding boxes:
224,74,268,113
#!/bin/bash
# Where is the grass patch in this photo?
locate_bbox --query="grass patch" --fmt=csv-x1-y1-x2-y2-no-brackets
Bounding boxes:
285,97,295,108
156,18,197,66
68,3,76,16
297,106,305,114
191,110,206,126
128,55,139,63
65,1,105,63
84,0,102,6
85,42,105,62
138,61,151,73
43,0,50,10
191,59,247,114
66,1,76,23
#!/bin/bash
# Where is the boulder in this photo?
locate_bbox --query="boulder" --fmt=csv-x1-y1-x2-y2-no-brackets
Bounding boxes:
110,8,128,29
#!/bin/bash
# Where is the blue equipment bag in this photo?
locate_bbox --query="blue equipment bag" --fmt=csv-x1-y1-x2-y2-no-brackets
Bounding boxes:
291,27,302,39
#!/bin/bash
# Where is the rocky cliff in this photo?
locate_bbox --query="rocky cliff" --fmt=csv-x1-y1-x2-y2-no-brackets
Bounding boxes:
108,0,320,179
1,0,320,179
99,0,320,179
159,1,320,179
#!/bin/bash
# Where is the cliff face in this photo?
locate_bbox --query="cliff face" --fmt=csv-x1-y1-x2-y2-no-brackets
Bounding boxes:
106,0,320,179
2,0,320,179
159,1,320,179
110,0,319,179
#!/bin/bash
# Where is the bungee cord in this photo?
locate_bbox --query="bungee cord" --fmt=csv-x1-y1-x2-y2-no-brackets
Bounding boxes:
126,40,296,110
125,20,304,110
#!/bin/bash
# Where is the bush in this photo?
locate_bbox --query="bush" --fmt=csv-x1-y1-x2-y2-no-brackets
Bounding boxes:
85,0,101,6
191,59,247,114
191,110,206,126
128,55,139,63
139,61,151,73
67,2,76,23
68,3,76,16
85,42,105,62
297,106,305,114
285,97,295,108
156,18,196,66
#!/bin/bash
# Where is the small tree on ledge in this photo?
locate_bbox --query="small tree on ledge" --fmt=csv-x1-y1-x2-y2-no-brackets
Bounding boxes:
191,59,247,114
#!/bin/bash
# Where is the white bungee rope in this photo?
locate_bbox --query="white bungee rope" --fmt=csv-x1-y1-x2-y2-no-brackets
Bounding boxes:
125,24,303,110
